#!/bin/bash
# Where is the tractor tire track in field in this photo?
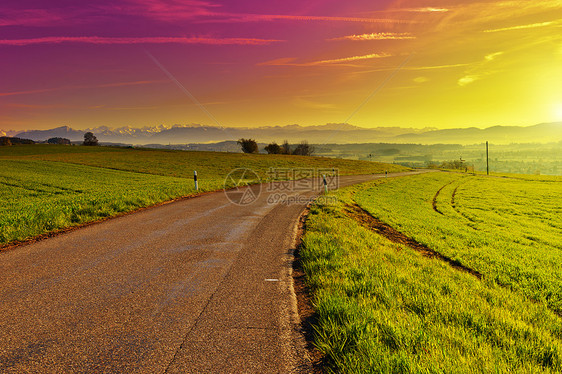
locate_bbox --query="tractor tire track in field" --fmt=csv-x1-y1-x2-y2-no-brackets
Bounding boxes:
345,203,482,279
0,179,83,194
450,182,481,225
451,185,459,208
432,181,455,215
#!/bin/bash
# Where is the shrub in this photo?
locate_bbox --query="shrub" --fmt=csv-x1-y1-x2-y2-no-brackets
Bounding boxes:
47,137,71,145
264,142,282,154
292,140,314,156
237,138,258,154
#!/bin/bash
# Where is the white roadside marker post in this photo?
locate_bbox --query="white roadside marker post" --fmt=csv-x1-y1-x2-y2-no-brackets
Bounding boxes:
194,170,199,191
322,174,328,194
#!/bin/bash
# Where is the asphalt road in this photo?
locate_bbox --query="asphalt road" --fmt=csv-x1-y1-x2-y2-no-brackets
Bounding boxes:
0,171,427,373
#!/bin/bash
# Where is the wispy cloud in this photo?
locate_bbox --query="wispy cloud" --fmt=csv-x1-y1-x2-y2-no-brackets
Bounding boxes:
0,9,65,27
0,36,282,46
0,80,165,97
108,0,416,24
98,80,167,88
484,21,555,33
200,12,416,25
106,0,218,21
1,2,419,28
259,53,392,67
351,62,472,75
485,51,504,61
406,63,471,71
259,57,299,66
313,53,392,65
331,33,415,41
395,7,449,13
3,103,66,109
413,76,429,83
0,88,58,97
0,1,218,27
458,75,480,86
455,49,509,87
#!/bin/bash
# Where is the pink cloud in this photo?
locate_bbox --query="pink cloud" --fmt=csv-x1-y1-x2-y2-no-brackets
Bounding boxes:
0,36,283,46
3,103,67,109
259,53,392,67
112,0,219,21
97,80,167,88
395,7,449,13
331,33,416,41
0,9,65,27
312,53,392,65
112,0,414,24
203,13,416,25
0,80,165,97
0,1,415,28
0,88,57,97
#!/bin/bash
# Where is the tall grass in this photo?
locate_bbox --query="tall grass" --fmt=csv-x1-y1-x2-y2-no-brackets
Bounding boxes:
301,184,562,373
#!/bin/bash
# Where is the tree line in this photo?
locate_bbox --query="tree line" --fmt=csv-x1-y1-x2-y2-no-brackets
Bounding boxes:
237,139,314,156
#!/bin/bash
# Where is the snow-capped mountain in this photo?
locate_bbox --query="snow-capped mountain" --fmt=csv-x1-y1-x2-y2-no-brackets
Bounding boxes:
11,122,562,145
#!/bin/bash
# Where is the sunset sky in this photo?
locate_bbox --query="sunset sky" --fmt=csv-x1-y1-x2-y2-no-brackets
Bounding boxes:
1,0,561,131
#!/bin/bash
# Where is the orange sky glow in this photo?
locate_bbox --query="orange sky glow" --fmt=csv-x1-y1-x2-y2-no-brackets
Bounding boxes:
1,0,561,131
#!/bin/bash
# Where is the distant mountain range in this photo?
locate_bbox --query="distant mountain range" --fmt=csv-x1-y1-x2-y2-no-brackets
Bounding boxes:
6,122,562,145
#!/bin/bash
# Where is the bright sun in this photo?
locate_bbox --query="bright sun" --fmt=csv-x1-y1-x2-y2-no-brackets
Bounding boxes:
555,104,562,121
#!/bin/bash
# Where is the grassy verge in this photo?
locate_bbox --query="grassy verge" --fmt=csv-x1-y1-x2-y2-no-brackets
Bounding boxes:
301,182,562,373
0,145,407,246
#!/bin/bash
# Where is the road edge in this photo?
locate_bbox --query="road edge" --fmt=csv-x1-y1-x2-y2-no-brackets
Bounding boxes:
277,202,314,373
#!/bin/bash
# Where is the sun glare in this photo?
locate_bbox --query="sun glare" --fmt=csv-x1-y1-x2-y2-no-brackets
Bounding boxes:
555,104,562,121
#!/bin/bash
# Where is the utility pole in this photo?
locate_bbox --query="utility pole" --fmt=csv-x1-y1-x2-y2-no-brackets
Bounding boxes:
486,141,489,175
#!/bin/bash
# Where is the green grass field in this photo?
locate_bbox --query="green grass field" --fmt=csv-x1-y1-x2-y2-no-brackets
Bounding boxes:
301,172,562,373
355,172,562,314
0,144,406,246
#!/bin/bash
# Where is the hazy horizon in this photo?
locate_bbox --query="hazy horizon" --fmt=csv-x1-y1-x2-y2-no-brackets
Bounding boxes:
1,121,559,134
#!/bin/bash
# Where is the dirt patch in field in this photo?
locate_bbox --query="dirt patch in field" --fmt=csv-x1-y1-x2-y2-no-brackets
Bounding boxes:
292,206,327,374
345,203,482,279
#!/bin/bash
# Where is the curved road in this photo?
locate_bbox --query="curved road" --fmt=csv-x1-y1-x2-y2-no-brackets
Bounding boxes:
0,171,426,373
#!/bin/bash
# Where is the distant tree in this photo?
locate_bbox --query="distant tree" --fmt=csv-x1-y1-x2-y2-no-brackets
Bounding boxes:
0,137,12,146
83,132,98,146
0,137,33,145
281,140,290,155
47,137,71,145
292,140,314,156
237,138,258,154
264,142,282,154
439,160,463,170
